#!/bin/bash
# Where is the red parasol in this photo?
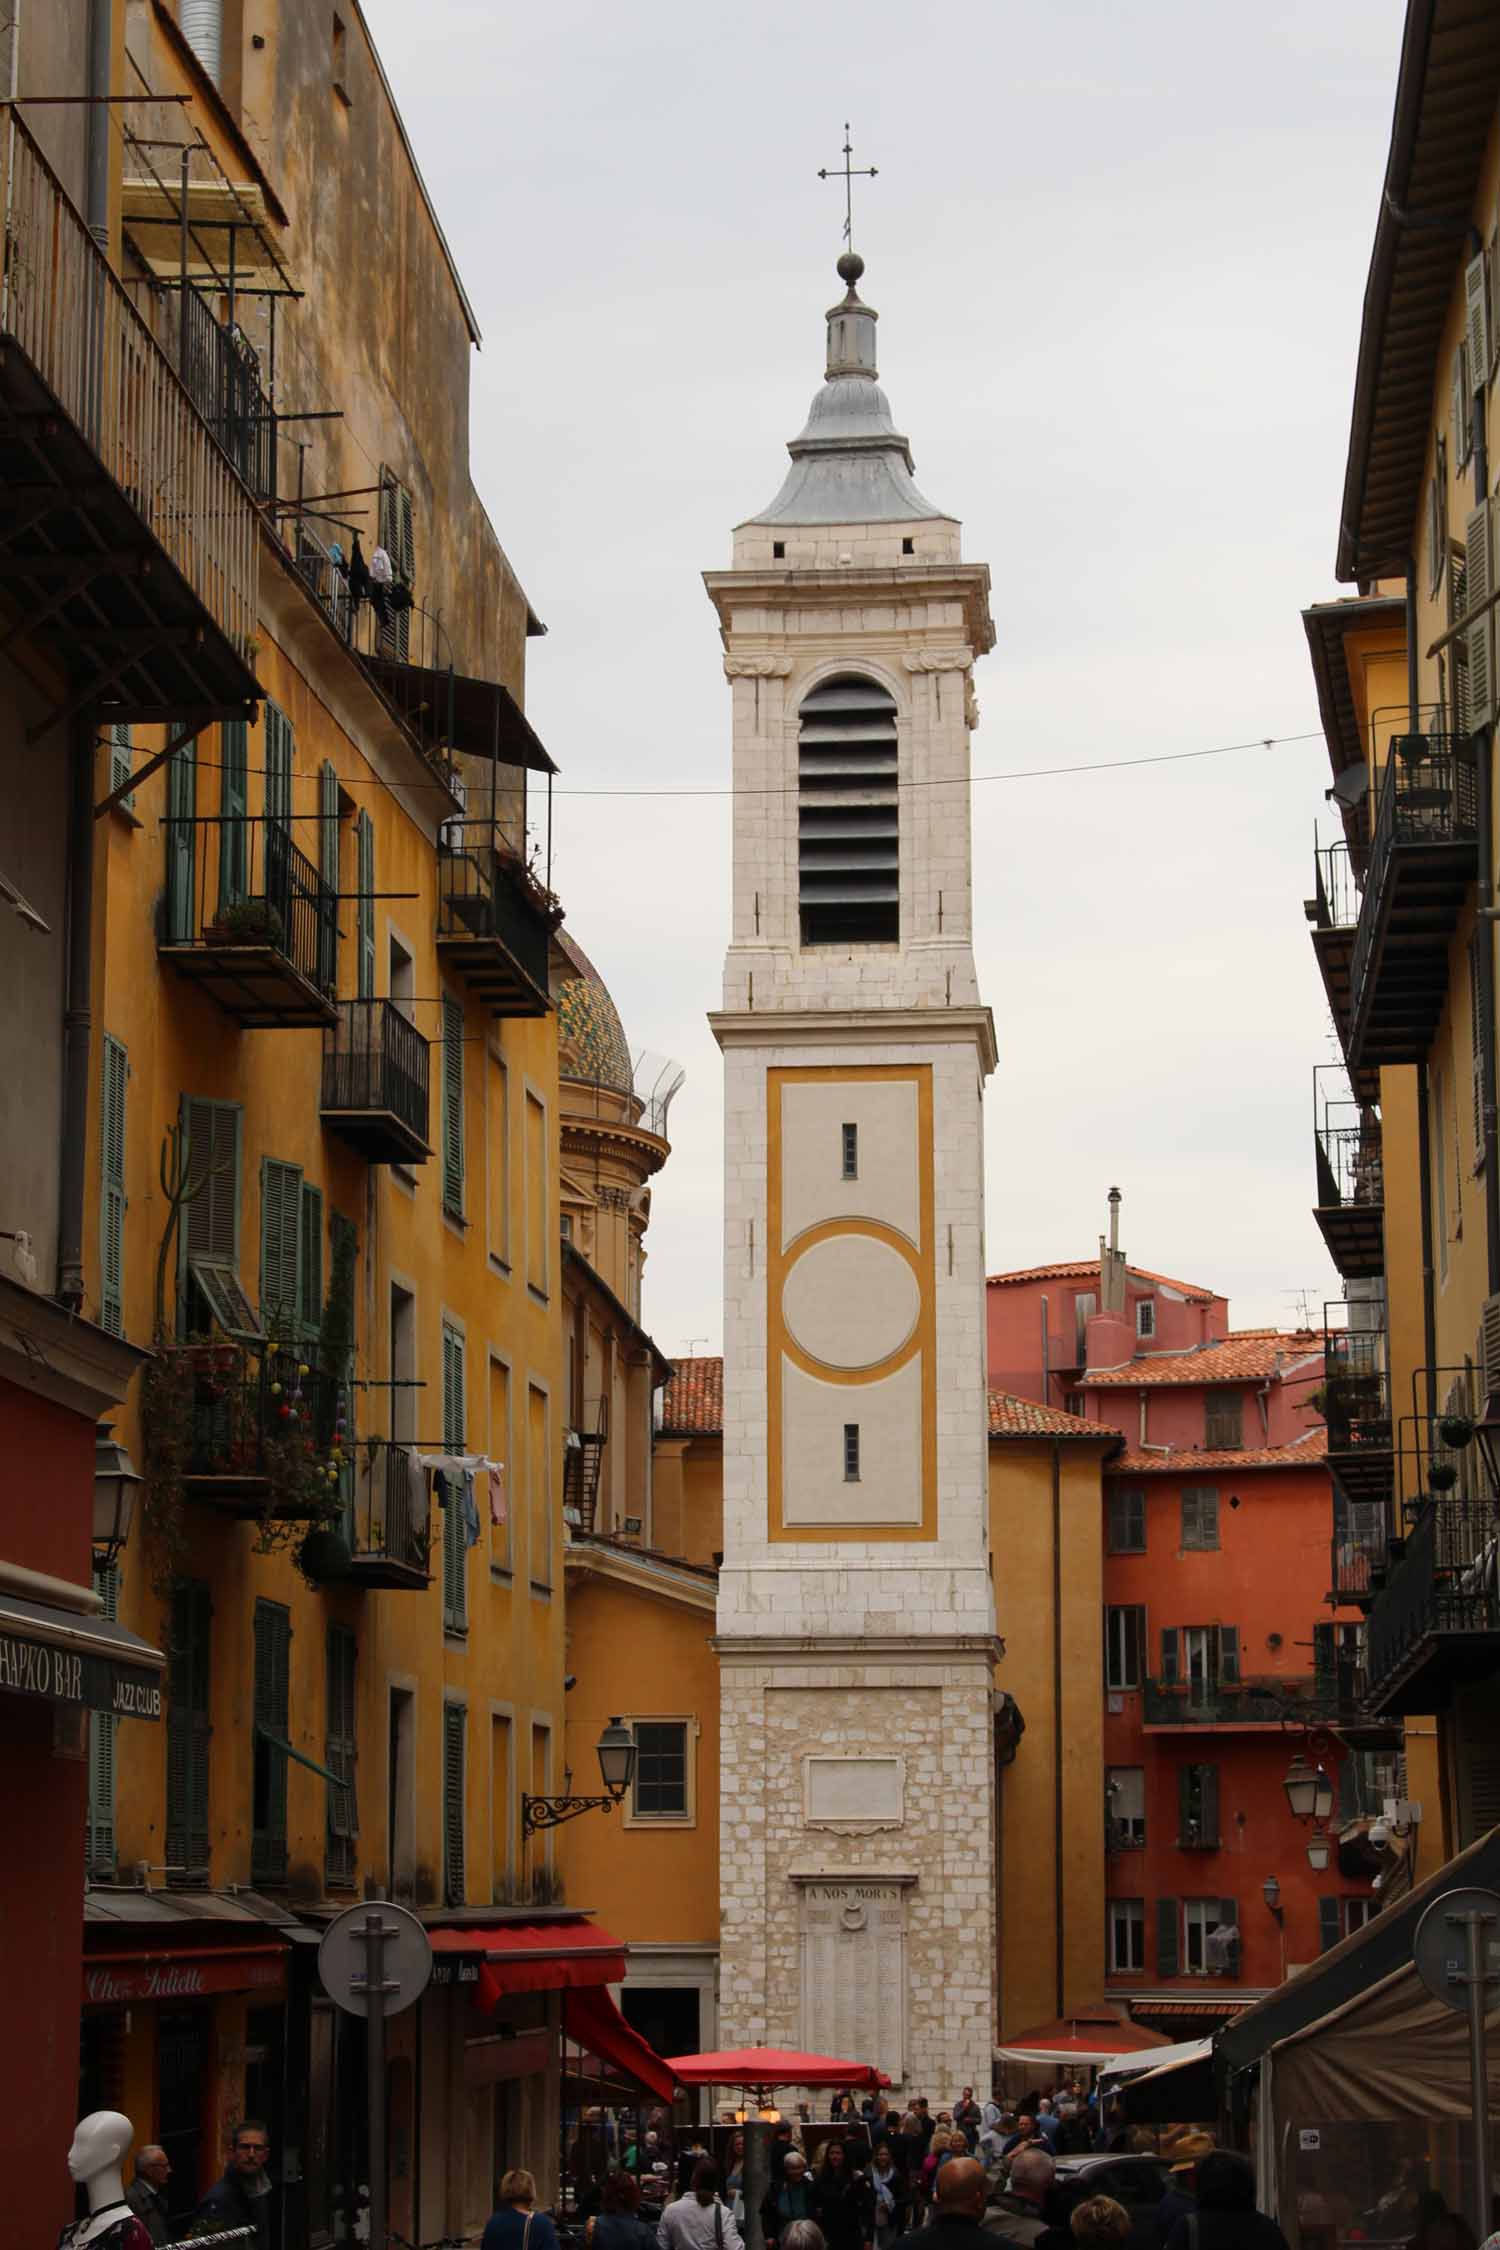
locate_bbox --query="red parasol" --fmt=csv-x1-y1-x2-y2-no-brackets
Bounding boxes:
665,2047,884,2093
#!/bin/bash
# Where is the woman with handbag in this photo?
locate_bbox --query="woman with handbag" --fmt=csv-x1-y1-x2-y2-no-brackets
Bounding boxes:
658,2162,745,2250
482,2170,561,2250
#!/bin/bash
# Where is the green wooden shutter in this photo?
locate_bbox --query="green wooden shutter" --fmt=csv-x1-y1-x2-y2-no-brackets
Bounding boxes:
1160,1627,1179,1685
330,1213,359,1533
442,1323,467,1632
1156,1898,1179,1977
356,810,375,1000
219,719,249,908
1318,1897,1341,1954
99,1035,127,1337
325,1625,358,1886
178,1096,242,1335
109,723,133,805
442,1702,466,1905
252,1599,291,1884
164,733,197,942
1200,1764,1220,1848
86,1562,119,1874
441,994,465,1217
379,470,416,658
259,1158,303,1336
1178,1763,1194,1844
299,1182,324,1341
1217,1624,1240,1685
265,702,293,833
166,1579,212,1881
318,760,340,994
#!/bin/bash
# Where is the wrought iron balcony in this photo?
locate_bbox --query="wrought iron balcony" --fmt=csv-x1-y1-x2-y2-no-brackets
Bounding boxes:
321,999,430,1165
1305,846,1379,1102
1365,1496,1500,1715
160,815,339,1027
1346,733,1478,1069
164,1345,342,1519
1321,1317,1394,1508
343,1442,432,1590
1142,1672,1356,1728
1313,1090,1384,1282
175,281,276,504
1331,1488,1393,1609
437,843,554,1016
0,107,258,738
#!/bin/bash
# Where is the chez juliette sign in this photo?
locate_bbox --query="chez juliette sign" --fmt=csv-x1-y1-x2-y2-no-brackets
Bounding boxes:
0,1627,161,1718
83,1948,287,2005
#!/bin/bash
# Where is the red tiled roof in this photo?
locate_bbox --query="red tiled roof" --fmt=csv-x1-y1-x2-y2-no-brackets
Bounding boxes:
1079,1331,1323,1388
659,1356,723,1435
987,1259,1218,1303
988,1391,1123,1443
1110,1428,1329,1475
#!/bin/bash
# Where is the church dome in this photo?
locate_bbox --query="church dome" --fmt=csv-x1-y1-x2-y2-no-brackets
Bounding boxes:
555,935,634,1094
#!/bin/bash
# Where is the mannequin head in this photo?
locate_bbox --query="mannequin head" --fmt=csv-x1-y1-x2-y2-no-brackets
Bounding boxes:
68,2114,134,2188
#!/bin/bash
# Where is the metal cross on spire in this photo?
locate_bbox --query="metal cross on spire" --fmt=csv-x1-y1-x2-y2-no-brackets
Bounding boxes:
818,123,878,251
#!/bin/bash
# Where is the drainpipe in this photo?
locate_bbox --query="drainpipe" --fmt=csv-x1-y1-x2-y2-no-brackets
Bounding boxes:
1051,1440,1065,2019
1407,558,1420,731
1477,727,1500,1296
85,0,110,243
57,715,95,1309
1417,1063,1439,1420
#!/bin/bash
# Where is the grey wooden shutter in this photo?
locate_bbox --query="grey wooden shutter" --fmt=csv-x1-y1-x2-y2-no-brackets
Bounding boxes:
1471,938,1488,1165
1161,1627,1179,1685
1469,251,1492,385
443,1702,466,1904
442,994,465,1216
178,1096,242,1335
165,734,197,942
318,759,340,991
325,1624,358,1885
252,1599,291,1883
1217,1624,1240,1685
379,470,416,658
109,723,133,804
99,1034,127,1336
356,810,375,1000
1318,1897,1341,1953
1178,1763,1194,1843
1466,501,1493,728
86,1562,119,1874
265,702,293,832
1431,442,1449,597
1200,1765,1221,1848
166,1579,212,1880
442,1325,467,1632
1156,1898,1179,1977
299,1182,323,1341
219,719,248,907
1489,232,1500,378
260,1158,303,1334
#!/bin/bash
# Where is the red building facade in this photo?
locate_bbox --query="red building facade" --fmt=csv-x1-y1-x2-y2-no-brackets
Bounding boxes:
988,1234,1395,2036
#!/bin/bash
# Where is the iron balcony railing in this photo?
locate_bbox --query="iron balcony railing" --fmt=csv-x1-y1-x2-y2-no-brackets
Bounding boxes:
0,104,257,654
1322,1323,1392,1454
321,999,430,1144
1142,1673,1357,1726
437,844,552,992
174,1345,339,1500
1332,1490,1393,1603
175,281,275,504
348,1441,433,1578
1366,1496,1500,1697
161,814,339,1001
1310,841,1359,934
1316,1111,1383,1213
1349,732,1478,1019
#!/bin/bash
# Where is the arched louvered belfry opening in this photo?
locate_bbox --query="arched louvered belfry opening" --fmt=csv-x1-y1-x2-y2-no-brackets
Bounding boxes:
797,673,899,945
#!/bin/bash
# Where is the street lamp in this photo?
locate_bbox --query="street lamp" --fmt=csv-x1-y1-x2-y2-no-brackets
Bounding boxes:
93,1422,143,1568
521,1717,638,1835
1283,1752,1334,1824
1306,1834,1332,1873
1262,1875,1283,1918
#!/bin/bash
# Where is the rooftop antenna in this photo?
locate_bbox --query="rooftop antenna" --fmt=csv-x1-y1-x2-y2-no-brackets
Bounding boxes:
818,122,878,252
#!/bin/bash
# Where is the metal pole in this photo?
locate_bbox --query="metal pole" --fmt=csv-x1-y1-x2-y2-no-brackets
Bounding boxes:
1461,1910,1493,2243
743,2117,770,2250
364,1908,390,2250
179,149,191,375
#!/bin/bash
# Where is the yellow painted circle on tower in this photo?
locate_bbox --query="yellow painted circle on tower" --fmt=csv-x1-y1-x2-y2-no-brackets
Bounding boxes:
781,1235,920,1370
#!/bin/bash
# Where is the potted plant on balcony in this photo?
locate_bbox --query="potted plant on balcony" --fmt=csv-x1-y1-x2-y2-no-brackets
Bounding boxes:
207,897,285,949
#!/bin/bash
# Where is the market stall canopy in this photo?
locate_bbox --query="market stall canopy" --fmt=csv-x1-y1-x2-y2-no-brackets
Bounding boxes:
429,1918,626,2004
666,2047,884,2091
564,1985,676,2103
1265,1961,1500,2124
999,2006,1169,2068
1098,2038,1212,2091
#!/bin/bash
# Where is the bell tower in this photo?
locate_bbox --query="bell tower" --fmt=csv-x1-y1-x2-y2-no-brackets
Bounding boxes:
706,249,999,2092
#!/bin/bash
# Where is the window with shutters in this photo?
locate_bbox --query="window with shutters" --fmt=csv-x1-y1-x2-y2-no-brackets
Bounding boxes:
1107,1898,1144,1973
1204,1388,1243,1448
260,1158,303,1337
629,1719,691,1822
1467,499,1494,733
442,1321,468,1633
528,1379,552,1592
108,723,134,809
318,761,341,993
325,1625,358,1887
1471,935,1488,1169
378,469,416,638
166,1579,212,1885
1181,1484,1221,1549
219,720,248,907
86,1561,119,1876
164,732,197,943
1468,249,1491,394
1107,1488,1145,1554
1106,1766,1146,1849
299,1182,323,1341
178,1096,250,1337
1163,1623,1233,1700
1178,1763,1220,1850
1105,1604,1145,1691
1429,439,1449,599
442,1701,466,1905
252,1600,291,1884
1453,342,1474,469
797,674,899,946
1183,1897,1232,1974
1344,1896,1378,1937
1135,1298,1155,1338
264,701,293,834
1451,550,1472,734
442,993,465,1219
356,810,375,1000
99,1035,127,1336
1318,1896,1342,1955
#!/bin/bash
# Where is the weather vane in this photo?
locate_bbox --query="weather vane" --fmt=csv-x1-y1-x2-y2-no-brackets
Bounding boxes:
818,123,878,253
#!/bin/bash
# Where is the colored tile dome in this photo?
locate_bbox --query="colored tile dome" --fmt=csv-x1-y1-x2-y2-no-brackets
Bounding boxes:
555,935,633,1094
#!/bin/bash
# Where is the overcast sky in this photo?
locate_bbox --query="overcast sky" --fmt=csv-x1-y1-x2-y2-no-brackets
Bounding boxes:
365,0,1406,1360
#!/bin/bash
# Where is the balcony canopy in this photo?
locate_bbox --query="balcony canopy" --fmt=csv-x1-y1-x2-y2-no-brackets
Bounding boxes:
359,656,557,775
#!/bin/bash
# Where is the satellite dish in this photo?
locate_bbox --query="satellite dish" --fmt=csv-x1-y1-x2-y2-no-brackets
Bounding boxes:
1327,763,1369,809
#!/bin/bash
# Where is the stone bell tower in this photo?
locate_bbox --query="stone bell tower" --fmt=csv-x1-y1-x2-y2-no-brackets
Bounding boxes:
706,249,999,2094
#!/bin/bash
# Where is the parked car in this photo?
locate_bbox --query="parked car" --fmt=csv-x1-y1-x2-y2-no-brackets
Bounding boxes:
1050,2154,1176,2211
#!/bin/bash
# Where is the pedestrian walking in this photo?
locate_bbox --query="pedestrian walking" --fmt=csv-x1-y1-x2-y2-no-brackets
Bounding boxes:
983,2147,1056,2250
1161,2156,1291,2250
766,2151,818,2249
813,2141,875,2250
126,2147,171,2248
903,2159,997,2250
483,2169,563,2250
869,2144,907,2249
193,2122,273,2250
660,2162,745,2250
953,2095,982,2153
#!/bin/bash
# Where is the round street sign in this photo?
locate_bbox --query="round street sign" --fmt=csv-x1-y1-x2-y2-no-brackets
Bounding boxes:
1413,1887,1500,2014
319,1900,433,2018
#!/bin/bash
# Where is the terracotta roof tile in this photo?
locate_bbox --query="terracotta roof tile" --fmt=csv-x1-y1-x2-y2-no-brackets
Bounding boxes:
659,1356,723,1435
1110,1428,1329,1475
988,1391,1123,1442
1079,1330,1323,1388
987,1259,1218,1303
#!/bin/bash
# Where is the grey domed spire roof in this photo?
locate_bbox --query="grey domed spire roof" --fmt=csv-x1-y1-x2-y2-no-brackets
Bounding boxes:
742,254,954,529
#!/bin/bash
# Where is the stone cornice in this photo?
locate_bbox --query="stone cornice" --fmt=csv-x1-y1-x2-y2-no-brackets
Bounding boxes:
710,1005,998,1076
713,1634,1003,1664
704,561,995,656
724,655,794,679
0,1276,150,1420
566,1538,718,1613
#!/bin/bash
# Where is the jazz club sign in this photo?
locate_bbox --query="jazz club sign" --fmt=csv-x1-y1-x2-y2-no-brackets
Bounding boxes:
0,1628,161,1717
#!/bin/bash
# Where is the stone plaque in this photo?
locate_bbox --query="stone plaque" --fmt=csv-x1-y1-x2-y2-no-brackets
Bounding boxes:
797,1879,906,2083
804,1755,905,1833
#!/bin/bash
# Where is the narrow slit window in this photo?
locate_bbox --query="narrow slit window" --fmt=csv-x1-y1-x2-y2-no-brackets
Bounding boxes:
841,1121,858,1180
843,1423,861,1482
798,674,899,946
772,541,786,559
901,536,915,555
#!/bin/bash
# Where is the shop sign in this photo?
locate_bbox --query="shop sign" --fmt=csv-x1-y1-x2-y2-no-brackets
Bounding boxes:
430,1958,481,1986
83,1947,286,2005
0,1629,161,1719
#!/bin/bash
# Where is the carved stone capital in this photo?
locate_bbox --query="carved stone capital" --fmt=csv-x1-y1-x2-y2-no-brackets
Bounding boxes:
724,655,794,679
902,646,974,674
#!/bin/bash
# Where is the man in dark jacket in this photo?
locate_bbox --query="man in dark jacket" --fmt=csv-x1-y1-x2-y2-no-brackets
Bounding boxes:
194,2121,273,2250
126,2147,172,2247
905,2159,1001,2250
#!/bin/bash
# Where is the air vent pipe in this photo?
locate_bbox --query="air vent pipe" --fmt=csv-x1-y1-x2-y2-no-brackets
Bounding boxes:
181,0,223,84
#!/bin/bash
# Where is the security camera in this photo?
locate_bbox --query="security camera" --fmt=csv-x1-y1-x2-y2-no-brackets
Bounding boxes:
563,1674,578,1691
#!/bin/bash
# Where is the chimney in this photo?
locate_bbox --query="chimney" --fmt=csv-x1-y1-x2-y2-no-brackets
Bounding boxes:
1100,1187,1126,1318
1108,1185,1121,1257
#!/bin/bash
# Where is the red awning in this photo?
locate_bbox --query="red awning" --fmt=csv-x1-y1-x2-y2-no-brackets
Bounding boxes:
564,1985,677,2102
998,2007,1168,2065
428,1919,627,2002
666,2047,883,2090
